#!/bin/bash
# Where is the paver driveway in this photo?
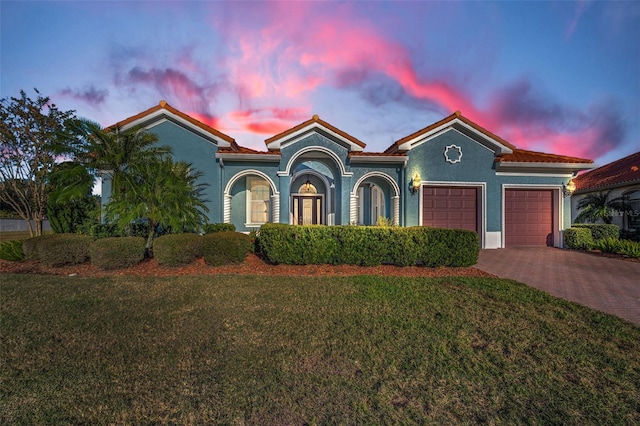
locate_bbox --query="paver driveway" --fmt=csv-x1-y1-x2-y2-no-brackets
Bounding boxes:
475,247,640,326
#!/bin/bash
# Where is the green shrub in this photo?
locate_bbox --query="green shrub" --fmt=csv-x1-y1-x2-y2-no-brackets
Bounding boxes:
564,228,594,250
153,233,203,266
571,223,619,241
593,237,621,254
202,232,251,266
258,224,479,267
203,223,236,234
90,237,145,270
620,228,640,242
22,234,91,266
0,240,25,261
618,239,640,258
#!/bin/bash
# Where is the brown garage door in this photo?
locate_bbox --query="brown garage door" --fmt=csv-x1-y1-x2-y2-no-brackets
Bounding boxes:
505,189,553,246
422,186,478,232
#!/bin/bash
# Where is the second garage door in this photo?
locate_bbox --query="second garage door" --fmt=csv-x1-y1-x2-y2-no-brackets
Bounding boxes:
422,186,478,232
505,189,553,246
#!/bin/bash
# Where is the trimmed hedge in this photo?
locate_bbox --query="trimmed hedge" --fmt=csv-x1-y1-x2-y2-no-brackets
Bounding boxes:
90,237,145,270
571,223,619,241
258,224,479,267
22,234,91,266
202,232,251,266
564,228,594,250
153,233,203,266
0,240,25,261
203,223,236,234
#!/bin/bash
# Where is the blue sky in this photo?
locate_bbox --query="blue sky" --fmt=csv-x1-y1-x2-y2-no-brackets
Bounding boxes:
2,0,638,165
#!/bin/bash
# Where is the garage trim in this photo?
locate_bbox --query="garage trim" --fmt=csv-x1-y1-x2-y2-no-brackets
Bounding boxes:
419,181,486,248
501,184,564,248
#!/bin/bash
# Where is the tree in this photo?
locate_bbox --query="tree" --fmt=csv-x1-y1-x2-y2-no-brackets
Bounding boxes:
63,119,171,200
575,190,628,224
103,156,209,256
0,89,76,236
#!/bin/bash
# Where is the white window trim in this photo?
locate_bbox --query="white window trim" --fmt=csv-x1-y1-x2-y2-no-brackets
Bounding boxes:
245,177,270,227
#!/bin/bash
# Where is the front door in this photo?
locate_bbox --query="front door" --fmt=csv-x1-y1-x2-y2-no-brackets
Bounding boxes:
293,195,323,225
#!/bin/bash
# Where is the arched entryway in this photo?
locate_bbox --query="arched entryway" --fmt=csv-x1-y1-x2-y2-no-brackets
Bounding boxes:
351,172,400,226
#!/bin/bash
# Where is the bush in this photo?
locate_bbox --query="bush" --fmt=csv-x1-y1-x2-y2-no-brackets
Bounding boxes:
90,237,145,270
258,224,479,267
593,237,620,254
22,234,91,266
203,223,236,234
571,223,619,241
202,232,251,266
0,240,25,261
153,233,203,266
620,228,640,242
564,228,594,250
618,239,640,258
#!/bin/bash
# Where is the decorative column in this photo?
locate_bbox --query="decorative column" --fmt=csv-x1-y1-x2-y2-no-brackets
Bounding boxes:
392,195,400,226
223,194,232,223
271,194,280,223
350,194,358,225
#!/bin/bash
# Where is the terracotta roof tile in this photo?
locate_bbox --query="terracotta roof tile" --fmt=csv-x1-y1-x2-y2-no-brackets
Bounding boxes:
265,114,366,149
496,149,593,164
573,151,640,192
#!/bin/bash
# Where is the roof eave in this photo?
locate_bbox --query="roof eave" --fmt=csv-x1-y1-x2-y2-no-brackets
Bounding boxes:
496,161,595,174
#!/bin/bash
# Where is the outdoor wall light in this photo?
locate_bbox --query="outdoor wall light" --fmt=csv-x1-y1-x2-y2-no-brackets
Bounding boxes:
304,176,312,192
563,178,576,197
411,172,421,194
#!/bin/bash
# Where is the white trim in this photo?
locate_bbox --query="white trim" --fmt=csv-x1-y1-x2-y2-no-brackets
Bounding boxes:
291,169,332,224
501,184,564,248
419,181,487,249
278,146,353,177
398,121,513,155
496,172,574,177
349,155,408,164
246,177,271,226
268,122,364,152
352,171,401,226
122,110,233,148
485,232,502,249
496,162,594,173
223,170,279,224
215,153,281,162
444,144,463,164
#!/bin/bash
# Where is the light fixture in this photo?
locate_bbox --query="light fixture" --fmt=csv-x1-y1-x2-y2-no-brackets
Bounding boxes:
411,172,421,194
563,178,576,197
304,176,312,191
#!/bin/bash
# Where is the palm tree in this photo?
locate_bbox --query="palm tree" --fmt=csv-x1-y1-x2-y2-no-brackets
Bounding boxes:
575,190,628,224
103,157,209,255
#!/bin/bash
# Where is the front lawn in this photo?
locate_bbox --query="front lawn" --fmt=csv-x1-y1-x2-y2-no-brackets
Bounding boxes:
1,274,638,424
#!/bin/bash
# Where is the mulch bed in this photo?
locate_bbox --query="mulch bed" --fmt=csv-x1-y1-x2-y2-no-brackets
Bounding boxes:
0,254,494,278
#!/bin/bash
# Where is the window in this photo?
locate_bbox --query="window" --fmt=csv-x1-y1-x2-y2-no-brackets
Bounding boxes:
625,190,640,230
371,184,385,224
247,177,270,224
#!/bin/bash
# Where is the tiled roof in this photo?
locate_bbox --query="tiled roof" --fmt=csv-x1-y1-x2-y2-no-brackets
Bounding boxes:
110,100,238,147
496,149,593,164
573,151,640,192
384,111,517,154
265,114,366,150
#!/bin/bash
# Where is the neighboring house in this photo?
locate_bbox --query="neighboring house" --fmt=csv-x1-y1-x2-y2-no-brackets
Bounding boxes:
101,101,594,248
571,152,640,231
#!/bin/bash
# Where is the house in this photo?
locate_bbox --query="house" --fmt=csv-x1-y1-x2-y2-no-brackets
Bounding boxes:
571,152,640,232
101,101,594,248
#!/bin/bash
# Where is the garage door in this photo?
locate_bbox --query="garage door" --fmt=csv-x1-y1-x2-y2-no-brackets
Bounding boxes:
422,186,478,232
505,189,553,246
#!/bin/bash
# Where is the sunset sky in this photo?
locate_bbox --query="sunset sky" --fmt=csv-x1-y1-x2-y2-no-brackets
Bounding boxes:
2,1,639,165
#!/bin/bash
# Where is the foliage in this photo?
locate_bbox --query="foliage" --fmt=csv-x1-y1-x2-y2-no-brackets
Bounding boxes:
103,157,209,256
89,237,145,270
0,240,25,261
258,223,479,267
0,89,76,236
620,228,640,242
2,274,639,424
21,234,91,266
202,231,251,266
47,161,100,234
564,227,594,250
202,223,236,234
375,216,394,227
153,233,203,267
592,237,640,259
575,191,628,224
571,223,620,241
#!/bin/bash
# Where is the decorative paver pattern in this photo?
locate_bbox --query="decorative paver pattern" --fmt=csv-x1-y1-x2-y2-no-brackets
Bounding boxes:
476,247,640,326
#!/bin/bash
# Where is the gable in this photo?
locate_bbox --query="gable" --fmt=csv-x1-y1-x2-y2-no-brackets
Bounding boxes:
265,115,365,152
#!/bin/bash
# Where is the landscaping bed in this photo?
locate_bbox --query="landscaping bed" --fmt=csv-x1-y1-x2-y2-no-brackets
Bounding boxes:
0,253,493,278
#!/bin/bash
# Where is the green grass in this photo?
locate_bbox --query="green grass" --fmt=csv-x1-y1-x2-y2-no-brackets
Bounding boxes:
1,274,638,424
